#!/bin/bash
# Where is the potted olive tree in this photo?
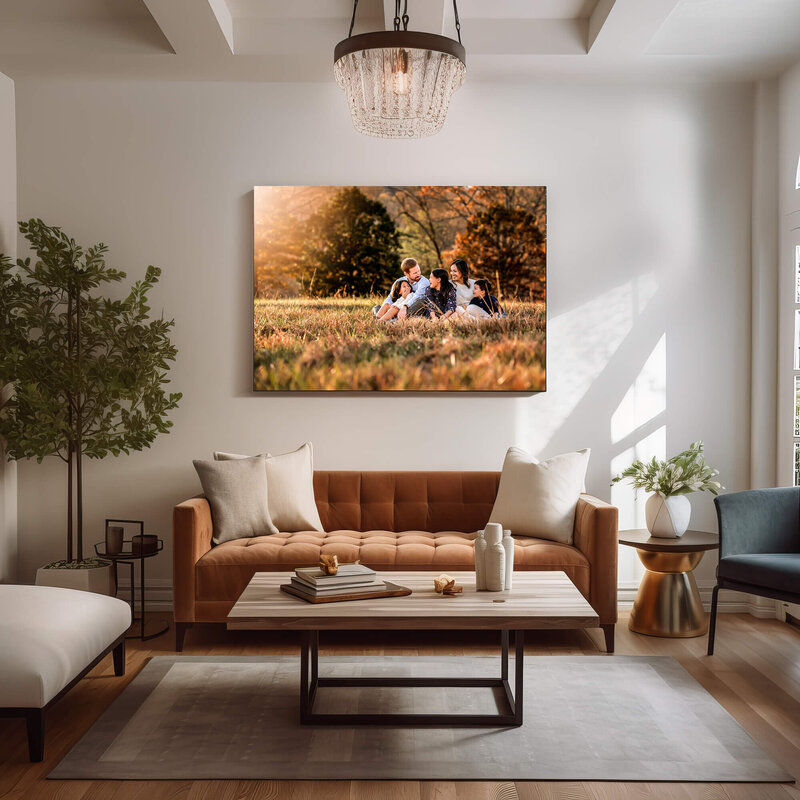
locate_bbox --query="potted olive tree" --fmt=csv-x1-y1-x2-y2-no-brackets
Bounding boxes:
0,219,181,592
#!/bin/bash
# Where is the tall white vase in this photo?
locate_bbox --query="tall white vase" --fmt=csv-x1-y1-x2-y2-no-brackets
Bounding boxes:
645,493,691,538
474,529,487,590
484,524,506,591
502,529,514,590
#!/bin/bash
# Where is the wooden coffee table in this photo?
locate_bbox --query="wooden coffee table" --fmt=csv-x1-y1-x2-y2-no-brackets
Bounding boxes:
227,570,598,727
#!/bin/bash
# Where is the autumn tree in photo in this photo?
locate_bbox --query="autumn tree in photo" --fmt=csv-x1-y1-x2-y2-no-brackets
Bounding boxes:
453,201,546,301
300,187,401,296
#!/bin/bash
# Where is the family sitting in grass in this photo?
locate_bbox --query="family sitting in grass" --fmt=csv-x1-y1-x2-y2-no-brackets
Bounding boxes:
372,258,504,323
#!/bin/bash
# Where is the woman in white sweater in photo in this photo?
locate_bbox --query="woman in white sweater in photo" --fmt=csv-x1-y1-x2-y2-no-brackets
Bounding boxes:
449,258,476,314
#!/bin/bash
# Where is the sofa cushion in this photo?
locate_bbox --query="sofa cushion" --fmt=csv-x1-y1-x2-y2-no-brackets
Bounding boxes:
215,443,324,533
312,471,502,533
194,456,278,544
195,530,590,602
489,447,590,544
718,553,800,595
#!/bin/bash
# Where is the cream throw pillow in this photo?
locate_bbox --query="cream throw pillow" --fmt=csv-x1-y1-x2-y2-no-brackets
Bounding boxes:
193,456,278,545
214,442,324,532
488,447,590,544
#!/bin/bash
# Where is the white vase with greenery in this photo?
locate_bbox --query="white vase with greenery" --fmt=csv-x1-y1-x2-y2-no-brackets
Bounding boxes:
612,442,723,538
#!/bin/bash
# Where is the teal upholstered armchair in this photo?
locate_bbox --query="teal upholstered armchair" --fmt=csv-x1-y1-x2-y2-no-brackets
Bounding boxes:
708,487,800,655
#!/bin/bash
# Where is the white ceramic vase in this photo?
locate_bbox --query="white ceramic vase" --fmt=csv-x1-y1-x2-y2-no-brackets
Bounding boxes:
483,523,506,591
502,529,514,590
474,529,487,590
645,493,691,538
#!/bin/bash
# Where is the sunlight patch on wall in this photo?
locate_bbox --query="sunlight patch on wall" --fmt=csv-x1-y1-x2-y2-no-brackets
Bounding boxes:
612,425,666,585
516,274,658,455
611,334,666,445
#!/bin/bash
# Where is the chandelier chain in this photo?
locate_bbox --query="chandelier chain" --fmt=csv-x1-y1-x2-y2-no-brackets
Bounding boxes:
348,0,359,37
348,0,461,42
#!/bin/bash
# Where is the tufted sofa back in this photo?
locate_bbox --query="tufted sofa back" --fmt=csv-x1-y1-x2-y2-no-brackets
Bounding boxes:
312,470,501,533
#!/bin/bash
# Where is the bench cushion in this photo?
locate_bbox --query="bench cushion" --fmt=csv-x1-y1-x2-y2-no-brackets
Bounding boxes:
718,553,800,595
0,585,131,708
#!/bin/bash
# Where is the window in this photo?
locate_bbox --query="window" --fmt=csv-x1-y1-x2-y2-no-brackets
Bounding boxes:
795,245,800,486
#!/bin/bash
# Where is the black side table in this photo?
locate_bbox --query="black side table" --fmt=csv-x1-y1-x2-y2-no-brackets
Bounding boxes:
94,539,169,641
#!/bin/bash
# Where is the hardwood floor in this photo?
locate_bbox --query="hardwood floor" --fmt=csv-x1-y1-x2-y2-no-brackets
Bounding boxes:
1,611,798,800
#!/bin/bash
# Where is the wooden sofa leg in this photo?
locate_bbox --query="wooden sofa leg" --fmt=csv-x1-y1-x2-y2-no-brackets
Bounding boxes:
601,624,615,654
707,584,720,656
26,709,44,762
113,638,126,676
175,622,192,652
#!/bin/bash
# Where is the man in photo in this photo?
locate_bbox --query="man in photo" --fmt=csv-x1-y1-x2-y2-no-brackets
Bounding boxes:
372,257,430,319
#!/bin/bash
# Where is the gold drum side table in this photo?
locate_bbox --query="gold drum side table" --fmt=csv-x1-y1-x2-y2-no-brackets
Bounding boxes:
619,529,719,638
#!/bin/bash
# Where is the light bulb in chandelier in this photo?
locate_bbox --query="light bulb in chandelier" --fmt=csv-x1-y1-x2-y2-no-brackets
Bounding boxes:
391,49,410,96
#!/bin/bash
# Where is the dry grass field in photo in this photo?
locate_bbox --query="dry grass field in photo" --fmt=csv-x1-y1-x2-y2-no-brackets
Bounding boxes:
253,297,546,392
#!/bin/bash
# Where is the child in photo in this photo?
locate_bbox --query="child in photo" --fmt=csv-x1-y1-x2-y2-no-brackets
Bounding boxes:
377,277,414,322
468,278,505,319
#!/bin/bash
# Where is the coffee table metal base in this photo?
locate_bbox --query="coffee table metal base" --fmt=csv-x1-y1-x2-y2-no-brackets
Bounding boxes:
299,629,524,727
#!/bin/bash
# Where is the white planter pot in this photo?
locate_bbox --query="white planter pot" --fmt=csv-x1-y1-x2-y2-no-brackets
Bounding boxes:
645,494,691,538
35,563,115,595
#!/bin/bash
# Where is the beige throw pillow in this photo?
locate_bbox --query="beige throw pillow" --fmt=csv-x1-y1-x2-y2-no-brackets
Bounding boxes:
488,447,590,544
193,455,278,545
214,442,324,532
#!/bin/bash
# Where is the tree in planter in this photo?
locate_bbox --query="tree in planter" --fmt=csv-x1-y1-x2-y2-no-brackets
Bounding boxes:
0,219,182,563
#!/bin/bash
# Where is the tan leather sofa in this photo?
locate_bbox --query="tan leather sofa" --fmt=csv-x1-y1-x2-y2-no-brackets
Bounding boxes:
173,470,619,651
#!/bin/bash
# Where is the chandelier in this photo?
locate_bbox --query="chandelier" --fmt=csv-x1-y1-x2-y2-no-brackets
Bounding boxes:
334,0,466,139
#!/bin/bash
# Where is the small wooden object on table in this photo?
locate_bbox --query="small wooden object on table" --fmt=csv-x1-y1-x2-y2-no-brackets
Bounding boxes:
228,570,598,728
94,518,169,641
619,529,719,638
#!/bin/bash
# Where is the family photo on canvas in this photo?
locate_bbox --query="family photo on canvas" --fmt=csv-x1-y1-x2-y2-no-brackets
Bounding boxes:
373,258,503,323
253,185,546,392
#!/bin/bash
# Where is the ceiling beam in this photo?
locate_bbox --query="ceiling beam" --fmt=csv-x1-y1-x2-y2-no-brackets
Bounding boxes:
142,0,234,56
588,0,681,55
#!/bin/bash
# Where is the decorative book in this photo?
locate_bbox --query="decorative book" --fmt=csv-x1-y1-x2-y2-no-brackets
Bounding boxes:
280,580,412,604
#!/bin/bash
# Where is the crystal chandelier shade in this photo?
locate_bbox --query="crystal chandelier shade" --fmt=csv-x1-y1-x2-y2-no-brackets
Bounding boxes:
334,3,466,139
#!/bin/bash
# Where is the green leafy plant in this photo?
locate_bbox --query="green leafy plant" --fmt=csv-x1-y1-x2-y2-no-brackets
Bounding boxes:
0,219,181,563
611,442,723,497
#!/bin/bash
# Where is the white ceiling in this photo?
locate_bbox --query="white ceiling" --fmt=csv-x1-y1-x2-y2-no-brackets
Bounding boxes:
0,0,798,82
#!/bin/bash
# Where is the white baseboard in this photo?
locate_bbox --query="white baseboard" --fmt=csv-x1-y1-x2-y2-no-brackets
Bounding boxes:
617,581,779,617
125,579,782,619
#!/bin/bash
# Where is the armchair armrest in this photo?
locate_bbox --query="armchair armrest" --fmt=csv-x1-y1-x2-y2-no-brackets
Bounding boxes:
172,496,213,623
573,494,619,625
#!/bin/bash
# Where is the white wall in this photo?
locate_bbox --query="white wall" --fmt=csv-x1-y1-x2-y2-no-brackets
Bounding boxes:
0,71,17,584
13,79,754,603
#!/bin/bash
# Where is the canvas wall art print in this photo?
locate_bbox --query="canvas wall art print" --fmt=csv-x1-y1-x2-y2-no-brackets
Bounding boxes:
253,185,546,392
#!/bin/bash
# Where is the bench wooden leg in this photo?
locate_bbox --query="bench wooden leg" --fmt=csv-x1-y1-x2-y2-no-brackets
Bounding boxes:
601,623,615,653
25,709,44,762
113,638,126,676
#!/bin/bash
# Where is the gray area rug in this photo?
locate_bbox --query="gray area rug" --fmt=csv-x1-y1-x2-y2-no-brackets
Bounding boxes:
50,655,792,782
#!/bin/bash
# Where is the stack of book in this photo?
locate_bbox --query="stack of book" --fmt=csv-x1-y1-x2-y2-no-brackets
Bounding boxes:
288,563,385,601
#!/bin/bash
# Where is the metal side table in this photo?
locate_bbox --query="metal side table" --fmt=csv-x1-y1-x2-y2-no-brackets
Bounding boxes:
94,539,169,641
619,529,719,638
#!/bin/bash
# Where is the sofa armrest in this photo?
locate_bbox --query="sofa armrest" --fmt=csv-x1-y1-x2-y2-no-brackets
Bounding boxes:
573,494,619,625
173,496,213,623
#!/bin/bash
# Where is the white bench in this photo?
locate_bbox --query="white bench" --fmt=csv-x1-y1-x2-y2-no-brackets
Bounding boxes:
0,584,131,761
